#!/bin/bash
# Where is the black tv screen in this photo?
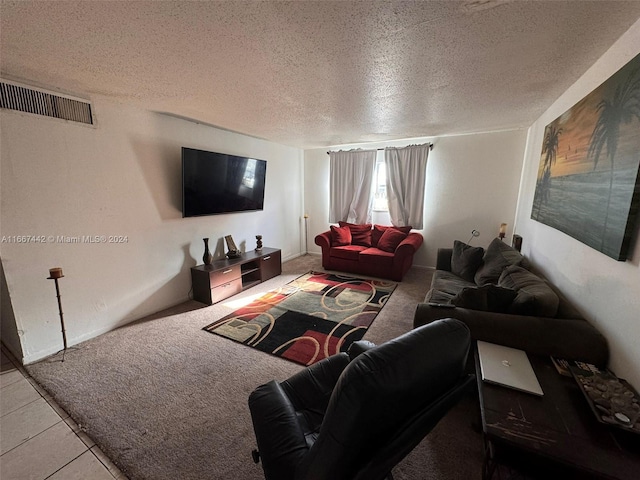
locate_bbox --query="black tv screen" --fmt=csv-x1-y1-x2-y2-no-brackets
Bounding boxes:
182,147,267,217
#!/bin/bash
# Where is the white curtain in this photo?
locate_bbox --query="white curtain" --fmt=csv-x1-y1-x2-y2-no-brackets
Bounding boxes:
329,149,377,224
384,144,430,229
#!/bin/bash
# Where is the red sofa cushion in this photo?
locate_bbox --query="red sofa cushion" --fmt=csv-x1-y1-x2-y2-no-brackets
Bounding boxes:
371,224,412,247
359,247,394,267
377,228,408,252
330,245,367,261
330,225,352,246
338,222,372,247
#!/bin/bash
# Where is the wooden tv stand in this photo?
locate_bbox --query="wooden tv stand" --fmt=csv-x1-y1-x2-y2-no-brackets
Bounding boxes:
190,247,281,305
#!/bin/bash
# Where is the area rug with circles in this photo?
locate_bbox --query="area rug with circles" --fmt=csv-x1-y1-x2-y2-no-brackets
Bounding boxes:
203,271,396,366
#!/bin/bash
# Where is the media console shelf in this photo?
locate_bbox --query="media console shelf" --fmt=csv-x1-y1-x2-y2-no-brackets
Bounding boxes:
191,247,282,305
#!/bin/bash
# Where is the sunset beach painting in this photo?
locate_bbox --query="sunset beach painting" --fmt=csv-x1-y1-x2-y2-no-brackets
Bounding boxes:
531,53,640,261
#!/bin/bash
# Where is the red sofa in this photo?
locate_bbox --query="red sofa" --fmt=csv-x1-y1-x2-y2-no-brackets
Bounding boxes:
314,223,424,281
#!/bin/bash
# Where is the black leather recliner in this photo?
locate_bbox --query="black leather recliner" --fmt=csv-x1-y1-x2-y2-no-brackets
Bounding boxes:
248,318,474,480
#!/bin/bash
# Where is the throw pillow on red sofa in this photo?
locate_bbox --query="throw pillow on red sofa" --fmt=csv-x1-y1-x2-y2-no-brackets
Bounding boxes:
338,221,372,247
330,225,352,246
377,228,408,252
371,224,412,247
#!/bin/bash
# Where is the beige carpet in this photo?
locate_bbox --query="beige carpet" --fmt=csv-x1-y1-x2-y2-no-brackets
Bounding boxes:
27,255,484,480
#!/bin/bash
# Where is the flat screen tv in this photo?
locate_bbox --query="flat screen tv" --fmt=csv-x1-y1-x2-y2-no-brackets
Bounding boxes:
182,147,267,218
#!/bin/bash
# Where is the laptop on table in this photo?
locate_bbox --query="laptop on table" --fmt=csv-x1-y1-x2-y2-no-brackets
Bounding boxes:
477,341,544,396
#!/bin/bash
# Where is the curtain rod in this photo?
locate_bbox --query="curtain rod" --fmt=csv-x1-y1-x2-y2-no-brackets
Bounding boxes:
327,143,433,155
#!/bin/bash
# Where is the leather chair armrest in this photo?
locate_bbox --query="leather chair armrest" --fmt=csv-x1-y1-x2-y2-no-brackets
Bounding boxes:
347,340,377,360
280,353,351,418
436,248,453,271
248,380,309,480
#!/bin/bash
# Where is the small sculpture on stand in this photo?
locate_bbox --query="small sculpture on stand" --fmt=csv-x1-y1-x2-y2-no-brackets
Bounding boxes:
225,235,241,258
202,238,213,265
255,235,263,251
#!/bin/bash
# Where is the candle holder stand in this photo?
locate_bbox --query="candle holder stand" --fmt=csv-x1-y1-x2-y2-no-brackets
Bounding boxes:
47,268,68,361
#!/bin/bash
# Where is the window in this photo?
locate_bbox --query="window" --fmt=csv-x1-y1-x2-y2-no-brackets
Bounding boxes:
242,158,257,188
372,153,388,211
329,149,377,224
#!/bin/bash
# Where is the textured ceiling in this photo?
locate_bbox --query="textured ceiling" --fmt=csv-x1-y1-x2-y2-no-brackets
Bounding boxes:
2,1,640,148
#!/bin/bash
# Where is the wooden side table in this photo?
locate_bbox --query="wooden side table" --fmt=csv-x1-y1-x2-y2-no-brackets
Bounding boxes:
475,347,640,479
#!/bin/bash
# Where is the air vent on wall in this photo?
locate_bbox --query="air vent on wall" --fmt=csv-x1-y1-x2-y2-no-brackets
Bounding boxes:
0,80,93,125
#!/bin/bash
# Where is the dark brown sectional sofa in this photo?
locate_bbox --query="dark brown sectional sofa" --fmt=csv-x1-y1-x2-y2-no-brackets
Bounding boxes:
413,238,609,366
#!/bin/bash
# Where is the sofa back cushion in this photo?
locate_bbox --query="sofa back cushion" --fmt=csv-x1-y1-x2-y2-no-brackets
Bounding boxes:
330,225,352,246
371,225,412,247
451,240,484,282
377,228,408,252
474,238,527,286
451,284,517,312
498,265,560,317
338,222,372,247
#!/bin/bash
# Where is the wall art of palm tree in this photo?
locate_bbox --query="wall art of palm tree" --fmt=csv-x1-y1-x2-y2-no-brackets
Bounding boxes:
531,52,640,261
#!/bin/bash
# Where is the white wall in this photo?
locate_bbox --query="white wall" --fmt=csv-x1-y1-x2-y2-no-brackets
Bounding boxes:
515,20,640,388
304,129,527,266
1,260,22,358
1,97,303,364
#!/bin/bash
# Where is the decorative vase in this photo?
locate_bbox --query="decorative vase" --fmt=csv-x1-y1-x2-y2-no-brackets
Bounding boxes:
255,235,263,251
202,238,213,265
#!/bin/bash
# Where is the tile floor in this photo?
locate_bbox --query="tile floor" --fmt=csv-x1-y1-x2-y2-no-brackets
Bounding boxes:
0,344,127,480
